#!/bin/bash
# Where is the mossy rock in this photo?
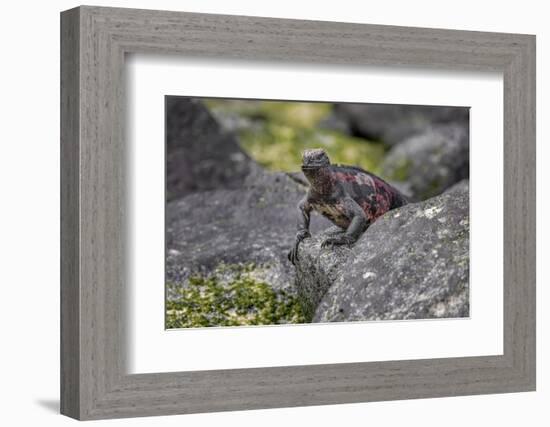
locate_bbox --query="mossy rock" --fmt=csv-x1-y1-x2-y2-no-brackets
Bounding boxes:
239,125,385,174
382,155,411,181
205,99,386,174
380,124,469,201
166,263,306,328
205,99,331,129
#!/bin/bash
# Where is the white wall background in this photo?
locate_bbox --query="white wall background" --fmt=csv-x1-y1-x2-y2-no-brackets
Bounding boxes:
0,0,546,425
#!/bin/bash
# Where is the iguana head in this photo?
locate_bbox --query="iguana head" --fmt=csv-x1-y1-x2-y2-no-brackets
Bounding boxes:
301,148,330,171
301,148,332,191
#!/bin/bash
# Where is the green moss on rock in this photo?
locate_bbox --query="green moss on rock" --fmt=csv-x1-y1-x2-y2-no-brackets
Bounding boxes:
166,263,305,328
205,99,386,173
383,156,411,182
205,99,331,129
239,125,385,173
420,176,444,200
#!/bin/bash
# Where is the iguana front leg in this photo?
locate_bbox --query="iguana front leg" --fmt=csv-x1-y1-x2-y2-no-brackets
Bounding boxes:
321,198,367,248
325,226,346,237
288,196,312,265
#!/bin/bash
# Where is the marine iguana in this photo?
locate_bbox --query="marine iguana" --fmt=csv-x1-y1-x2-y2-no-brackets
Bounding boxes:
288,148,408,265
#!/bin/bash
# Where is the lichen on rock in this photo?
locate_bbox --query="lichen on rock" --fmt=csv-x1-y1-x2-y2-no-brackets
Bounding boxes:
166,262,305,328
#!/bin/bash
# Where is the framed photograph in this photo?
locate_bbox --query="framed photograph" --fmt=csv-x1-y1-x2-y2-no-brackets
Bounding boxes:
60,6,536,420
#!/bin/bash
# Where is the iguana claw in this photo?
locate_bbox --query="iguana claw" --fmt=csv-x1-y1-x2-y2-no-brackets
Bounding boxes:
287,243,299,265
288,231,310,265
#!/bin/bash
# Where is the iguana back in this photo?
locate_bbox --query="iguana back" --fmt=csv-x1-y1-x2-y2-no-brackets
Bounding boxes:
328,164,408,223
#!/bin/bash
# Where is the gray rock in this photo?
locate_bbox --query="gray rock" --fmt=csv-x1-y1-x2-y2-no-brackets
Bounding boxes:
166,97,257,201
293,182,469,321
444,179,470,195
380,124,469,201
166,169,332,299
318,113,352,134
335,103,469,146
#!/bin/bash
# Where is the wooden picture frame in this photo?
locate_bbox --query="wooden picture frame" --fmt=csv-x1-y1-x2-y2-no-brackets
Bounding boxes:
60,5,536,420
